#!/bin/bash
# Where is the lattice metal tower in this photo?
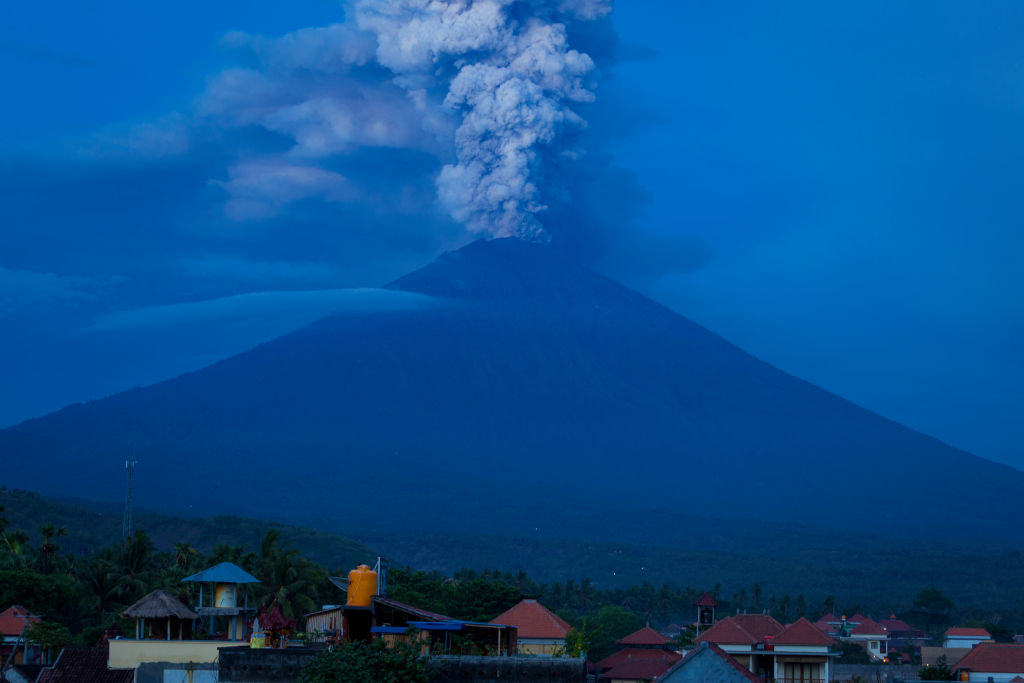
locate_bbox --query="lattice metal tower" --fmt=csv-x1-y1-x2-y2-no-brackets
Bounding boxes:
122,459,137,538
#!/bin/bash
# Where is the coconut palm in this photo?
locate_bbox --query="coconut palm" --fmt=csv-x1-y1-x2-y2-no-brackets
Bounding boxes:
115,530,155,603
254,530,321,620
1,529,31,569
38,523,67,575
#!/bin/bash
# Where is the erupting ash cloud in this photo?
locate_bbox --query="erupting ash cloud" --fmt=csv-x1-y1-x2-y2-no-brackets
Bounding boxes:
208,0,611,241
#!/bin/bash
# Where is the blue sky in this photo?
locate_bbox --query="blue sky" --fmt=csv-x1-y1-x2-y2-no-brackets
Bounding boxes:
2,1,1022,468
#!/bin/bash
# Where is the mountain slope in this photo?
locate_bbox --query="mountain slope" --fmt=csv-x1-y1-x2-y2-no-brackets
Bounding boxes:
2,239,1021,541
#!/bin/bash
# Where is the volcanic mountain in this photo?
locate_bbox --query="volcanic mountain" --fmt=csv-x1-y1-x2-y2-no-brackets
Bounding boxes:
3,238,1022,541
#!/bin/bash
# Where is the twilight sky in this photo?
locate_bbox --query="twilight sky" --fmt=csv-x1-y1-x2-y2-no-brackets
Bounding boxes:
1,1,1022,469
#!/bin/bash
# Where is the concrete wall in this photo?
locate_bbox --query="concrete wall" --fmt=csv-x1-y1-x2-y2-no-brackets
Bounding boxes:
108,640,225,669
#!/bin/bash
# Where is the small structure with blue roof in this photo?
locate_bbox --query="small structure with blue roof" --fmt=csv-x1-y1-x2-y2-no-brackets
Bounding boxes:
183,562,260,642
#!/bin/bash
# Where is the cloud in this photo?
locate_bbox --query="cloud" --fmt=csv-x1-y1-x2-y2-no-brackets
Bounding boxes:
181,254,338,285
0,266,95,315
212,160,353,220
88,287,439,332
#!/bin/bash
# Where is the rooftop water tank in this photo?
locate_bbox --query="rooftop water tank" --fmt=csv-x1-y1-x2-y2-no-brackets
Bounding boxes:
346,564,378,607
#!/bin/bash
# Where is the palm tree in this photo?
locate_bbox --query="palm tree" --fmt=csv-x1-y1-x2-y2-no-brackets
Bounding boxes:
115,530,155,603
81,557,121,620
254,530,320,620
1,530,31,569
38,524,67,575
174,542,197,571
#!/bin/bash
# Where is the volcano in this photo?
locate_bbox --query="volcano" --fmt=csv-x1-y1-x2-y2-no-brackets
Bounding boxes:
2,238,1022,541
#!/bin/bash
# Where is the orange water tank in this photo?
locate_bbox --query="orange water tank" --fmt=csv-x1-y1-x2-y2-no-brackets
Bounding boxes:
346,564,378,607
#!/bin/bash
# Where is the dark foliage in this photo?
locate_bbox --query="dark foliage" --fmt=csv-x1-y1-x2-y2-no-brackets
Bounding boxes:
298,640,429,683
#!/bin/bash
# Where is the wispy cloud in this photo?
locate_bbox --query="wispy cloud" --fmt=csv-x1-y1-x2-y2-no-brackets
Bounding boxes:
211,160,353,221
0,266,94,315
87,287,438,332
181,254,338,286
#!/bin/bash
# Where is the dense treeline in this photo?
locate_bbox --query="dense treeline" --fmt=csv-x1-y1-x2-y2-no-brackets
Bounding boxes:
0,502,342,647
2,499,1021,661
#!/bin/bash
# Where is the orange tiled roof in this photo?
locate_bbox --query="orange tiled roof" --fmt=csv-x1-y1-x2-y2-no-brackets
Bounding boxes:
696,592,718,607
489,599,569,640
695,617,757,645
732,614,783,640
773,618,834,647
0,606,40,637
617,626,671,646
851,618,887,636
946,627,992,638
956,643,1024,674
596,646,681,671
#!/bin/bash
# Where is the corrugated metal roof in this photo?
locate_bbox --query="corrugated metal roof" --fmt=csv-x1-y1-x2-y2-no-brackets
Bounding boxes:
182,562,260,584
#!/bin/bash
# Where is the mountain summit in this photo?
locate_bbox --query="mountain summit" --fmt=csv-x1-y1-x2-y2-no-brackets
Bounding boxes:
2,238,1021,540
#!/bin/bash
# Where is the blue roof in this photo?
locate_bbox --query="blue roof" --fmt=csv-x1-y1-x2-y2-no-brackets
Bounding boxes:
371,626,409,635
407,620,511,632
182,562,260,584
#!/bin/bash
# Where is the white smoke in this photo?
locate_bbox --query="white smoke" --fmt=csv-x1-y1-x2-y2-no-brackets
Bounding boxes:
204,0,611,240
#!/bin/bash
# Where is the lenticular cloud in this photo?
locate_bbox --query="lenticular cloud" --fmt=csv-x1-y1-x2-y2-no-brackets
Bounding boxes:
210,0,610,240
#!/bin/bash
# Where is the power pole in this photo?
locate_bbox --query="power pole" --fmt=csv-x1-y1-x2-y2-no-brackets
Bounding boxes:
123,460,137,539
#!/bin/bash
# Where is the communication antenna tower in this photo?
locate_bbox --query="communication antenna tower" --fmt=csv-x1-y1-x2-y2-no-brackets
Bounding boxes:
122,460,137,538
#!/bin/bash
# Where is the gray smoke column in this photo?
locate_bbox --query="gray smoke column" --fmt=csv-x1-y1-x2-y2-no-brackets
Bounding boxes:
353,0,610,241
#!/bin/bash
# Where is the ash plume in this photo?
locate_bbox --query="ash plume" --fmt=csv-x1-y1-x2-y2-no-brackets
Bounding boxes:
207,0,611,241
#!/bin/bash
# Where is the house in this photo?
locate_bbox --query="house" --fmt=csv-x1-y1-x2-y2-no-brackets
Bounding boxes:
304,605,343,643
490,599,570,655
595,626,681,682
658,642,760,682
954,643,1024,682
878,615,927,653
0,606,41,668
944,627,993,649
847,617,888,661
697,615,836,681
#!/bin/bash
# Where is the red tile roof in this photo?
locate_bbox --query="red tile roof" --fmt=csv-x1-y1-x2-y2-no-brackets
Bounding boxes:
618,626,671,646
0,606,40,637
490,599,570,640
819,613,839,623
956,643,1024,674
946,627,992,638
851,618,887,636
879,618,914,632
848,614,868,624
772,618,834,647
695,617,757,645
599,657,677,682
36,648,133,683
812,621,834,635
598,651,684,683
597,647,682,671
1008,676,1024,682
732,614,783,640
696,592,718,607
